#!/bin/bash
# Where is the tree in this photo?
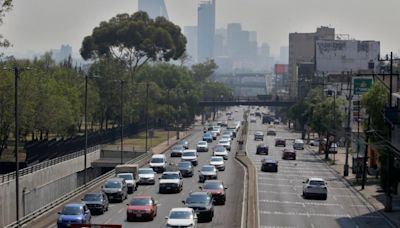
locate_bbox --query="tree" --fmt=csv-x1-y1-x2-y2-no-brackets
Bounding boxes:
80,11,187,78
0,0,12,51
191,59,218,83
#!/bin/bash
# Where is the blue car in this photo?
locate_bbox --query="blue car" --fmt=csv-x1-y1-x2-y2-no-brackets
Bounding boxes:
57,203,91,228
203,132,213,142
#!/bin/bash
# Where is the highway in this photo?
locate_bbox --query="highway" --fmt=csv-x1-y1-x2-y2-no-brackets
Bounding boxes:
247,107,395,228
41,109,245,228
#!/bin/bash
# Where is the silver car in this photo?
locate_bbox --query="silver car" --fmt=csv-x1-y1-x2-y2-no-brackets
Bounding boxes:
198,165,218,183
138,168,156,185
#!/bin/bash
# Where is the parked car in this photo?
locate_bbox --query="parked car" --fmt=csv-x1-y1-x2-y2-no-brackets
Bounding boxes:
200,180,227,205
177,140,189,149
165,208,198,228
209,156,225,171
256,144,269,155
282,148,296,160
126,195,158,221
102,178,128,202
196,141,209,152
81,192,109,214
138,168,156,185
158,171,183,193
149,154,167,173
293,139,305,150
266,128,277,136
182,192,214,222
275,138,286,147
261,158,278,172
202,132,213,143
218,139,231,151
57,203,91,228
178,161,194,177
254,131,264,141
198,165,218,183
171,145,185,157
213,145,228,160
181,150,199,166
302,177,328,200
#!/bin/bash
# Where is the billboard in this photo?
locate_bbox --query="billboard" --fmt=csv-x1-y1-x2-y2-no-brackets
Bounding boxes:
353,77,373,95
274,64,288,74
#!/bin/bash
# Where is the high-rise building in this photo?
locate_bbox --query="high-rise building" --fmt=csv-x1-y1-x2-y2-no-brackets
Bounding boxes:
52,44,72,63
279,46,288,64
184,26,198,63
197,0,216,62
138,0,169,19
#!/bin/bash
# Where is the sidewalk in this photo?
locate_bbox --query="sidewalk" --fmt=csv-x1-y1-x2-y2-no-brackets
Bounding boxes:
309,146,400,226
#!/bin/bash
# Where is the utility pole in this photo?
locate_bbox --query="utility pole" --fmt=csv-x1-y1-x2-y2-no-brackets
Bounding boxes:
119,80,124,164
14,67,20,228
84,74,88,186
362,117,370,190
167,89,170,145
344,77,353,176
385,52,394,212
145,82,149,153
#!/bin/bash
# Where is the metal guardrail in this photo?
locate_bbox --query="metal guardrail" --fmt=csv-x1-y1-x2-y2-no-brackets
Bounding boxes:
4,151,152,228
0,145,101,184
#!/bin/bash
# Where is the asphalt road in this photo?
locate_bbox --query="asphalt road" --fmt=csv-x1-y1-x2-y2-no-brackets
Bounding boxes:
44,109,244,228
247,107,395,228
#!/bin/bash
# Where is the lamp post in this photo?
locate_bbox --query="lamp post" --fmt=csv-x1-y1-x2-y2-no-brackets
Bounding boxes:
111,80,125,164
344,77,353,177
145,82,149,153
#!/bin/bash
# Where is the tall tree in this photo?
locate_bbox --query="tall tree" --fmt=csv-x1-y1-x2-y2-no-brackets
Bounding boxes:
191,59,218,83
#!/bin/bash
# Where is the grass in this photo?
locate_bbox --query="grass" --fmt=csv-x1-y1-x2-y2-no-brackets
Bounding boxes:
0,147,26,162
106,129,172,151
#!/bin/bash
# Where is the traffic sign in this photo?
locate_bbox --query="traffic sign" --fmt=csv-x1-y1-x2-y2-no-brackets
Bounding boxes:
353,77,373,95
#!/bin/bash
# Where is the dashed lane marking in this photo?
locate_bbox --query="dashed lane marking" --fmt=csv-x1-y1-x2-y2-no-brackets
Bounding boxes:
259,210,352,218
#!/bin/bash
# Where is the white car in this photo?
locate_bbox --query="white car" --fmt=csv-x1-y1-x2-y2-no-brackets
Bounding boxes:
149,154,167,173
221,135,232,142
293,139,305,150
213,146,228,160
218,139,231,151
137,167,156,185
159,171,183,193
250,117,257,123
198,165,218,183
165,208,197,228
302,177,328,200
196,141,209,152
181,150,199,166
210,156,225,171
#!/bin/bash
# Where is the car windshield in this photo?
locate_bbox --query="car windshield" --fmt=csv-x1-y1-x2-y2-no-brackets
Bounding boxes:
118,174,133,180
204,182,223,189
138,169,154,174
61,206,83,215
201,166,215,172
172,146,183,150
183,152,196,157
83,194,101,201
309,180,325,186
178,162,190,168
186,195,211,204
161,173,179,179
211,157,223,162
130,198,151,205
214,147,225,152
198,141,207,145
219,140,228,144
169,211,192,219
151,158,164,163
104,181,121,188
204,133,211,137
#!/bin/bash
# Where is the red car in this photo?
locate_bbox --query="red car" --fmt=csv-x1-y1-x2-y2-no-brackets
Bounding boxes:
126,195,158,221
275,138,286,147
282,148,296,160
200,180,227,205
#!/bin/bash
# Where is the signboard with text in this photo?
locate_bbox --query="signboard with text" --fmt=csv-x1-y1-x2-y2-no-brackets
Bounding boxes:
353,77,373,95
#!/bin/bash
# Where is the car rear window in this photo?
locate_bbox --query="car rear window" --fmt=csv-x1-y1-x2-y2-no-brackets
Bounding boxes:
309,180,325,186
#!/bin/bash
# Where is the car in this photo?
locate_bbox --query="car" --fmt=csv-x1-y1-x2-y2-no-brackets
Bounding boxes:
220,120,228,127
138,168,156,185
211,131,218,140
225,128,237,138
181,150,199,166
196,141,209,152
182,192,214,222
273,119,280,124
218,139,231,151
226,111,232,115
126,195,158,221
178,161,194,177
171,145,185,157
282,148,296,160
249,112,255,116
209,156,225,171
81,192,109,214
255,111,262,117
309,139,320,146
227,116,234,121
293,139,305,150
222,131,233,140
102,178,128,202
256,144,269,155
262,115,274,124
149,154,167,173
254,131,264,141
250,117,257,123
261,158,278,172
213,146,228,160
266,128,277,136
57,203,91,228
275,138,286,147
198,165,218,183
177,140,189,149
116,172,137,194
158,171,183,193
200,180,227,205
165,208,198,228
302,177,328,200
202,132,213,143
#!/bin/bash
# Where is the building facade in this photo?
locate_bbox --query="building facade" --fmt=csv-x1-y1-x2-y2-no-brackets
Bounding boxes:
184,26,198,64
197,0,216,63
138,0,169,19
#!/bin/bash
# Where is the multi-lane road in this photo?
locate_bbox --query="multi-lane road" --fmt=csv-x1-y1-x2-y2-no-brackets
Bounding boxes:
247,107,395,228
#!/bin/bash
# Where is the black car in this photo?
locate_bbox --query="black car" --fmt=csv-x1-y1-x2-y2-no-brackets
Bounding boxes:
182,192,214,222
178,161,194,177
262,115,274,124
261,158,278,172
256,144,269,155
81,192,109,214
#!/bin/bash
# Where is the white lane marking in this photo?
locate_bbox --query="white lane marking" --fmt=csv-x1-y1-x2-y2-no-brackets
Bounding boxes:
258,182,352,190
311,223,315,228
259,199,343,207
260,226,300,228
260,210,352,218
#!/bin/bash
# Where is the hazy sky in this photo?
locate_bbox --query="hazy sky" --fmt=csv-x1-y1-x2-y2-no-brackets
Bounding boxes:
1,0,399,57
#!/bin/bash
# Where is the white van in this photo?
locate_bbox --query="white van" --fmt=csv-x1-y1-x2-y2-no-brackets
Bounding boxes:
293,139,305,150
149,154,167,173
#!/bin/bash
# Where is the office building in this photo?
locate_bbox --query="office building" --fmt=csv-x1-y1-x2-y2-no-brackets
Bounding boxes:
197,0,216,62
138,0,169,19
184,26,198,63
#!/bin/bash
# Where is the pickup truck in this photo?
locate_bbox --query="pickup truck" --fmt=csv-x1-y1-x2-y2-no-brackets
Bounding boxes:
115,164,139,193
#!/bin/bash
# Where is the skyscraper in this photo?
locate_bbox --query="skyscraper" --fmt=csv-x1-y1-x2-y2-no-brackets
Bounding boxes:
184,26,198,63
197,0,216,63
138,0,169,20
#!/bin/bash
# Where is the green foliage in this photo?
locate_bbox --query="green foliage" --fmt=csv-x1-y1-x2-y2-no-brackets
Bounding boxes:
361,83,388,135
191,59,218,83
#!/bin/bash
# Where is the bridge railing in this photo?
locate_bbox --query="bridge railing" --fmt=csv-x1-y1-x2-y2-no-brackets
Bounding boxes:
200,95,295,102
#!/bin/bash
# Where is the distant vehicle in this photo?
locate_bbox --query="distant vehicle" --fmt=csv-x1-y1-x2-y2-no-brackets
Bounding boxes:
262,115,274,124
198,165,218,183
165,208,198,228
182,192,214,222
102,177,128,202
249,112,255,116
293,139,305,150
282,148,296,160
196,141,209,152
200,180,227,205
115,164,138,193
178,161,194,177
210,156,225,171
218,139,231,151
57,203,91,228
222,131,233,140
158,171,183,193
202,132,213,142
211,131,218,140
149,154,167,173
266,128,277,136
225,128,237,138
275,138,286,147
177,140,189,149
255,111,262,117
256,144,269,155
171,145,185,157
213,146,228,160
273,119,280,125
138,168,156,185
250,117,257,123
254,131,264,141
126,195,158,221
181,150,198,166
227,116,234,121
81,192,109,214
261,158,278,172
302,177,328,200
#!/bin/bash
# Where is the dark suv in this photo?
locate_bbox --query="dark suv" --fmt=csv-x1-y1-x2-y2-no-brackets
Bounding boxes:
275,138,286,147
261,158,278,172
282,148,296,160
256,144,269,155
81,192,109,214
182,192,214,222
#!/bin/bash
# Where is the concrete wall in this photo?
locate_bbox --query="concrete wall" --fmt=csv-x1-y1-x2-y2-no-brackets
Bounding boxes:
0,148,100,227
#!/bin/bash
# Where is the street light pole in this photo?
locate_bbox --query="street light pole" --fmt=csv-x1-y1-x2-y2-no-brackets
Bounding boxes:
14,67,20,227
119,81,124,164
84,75,88,186
167,89,170,145
344,78,353,176
145,82,149,152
